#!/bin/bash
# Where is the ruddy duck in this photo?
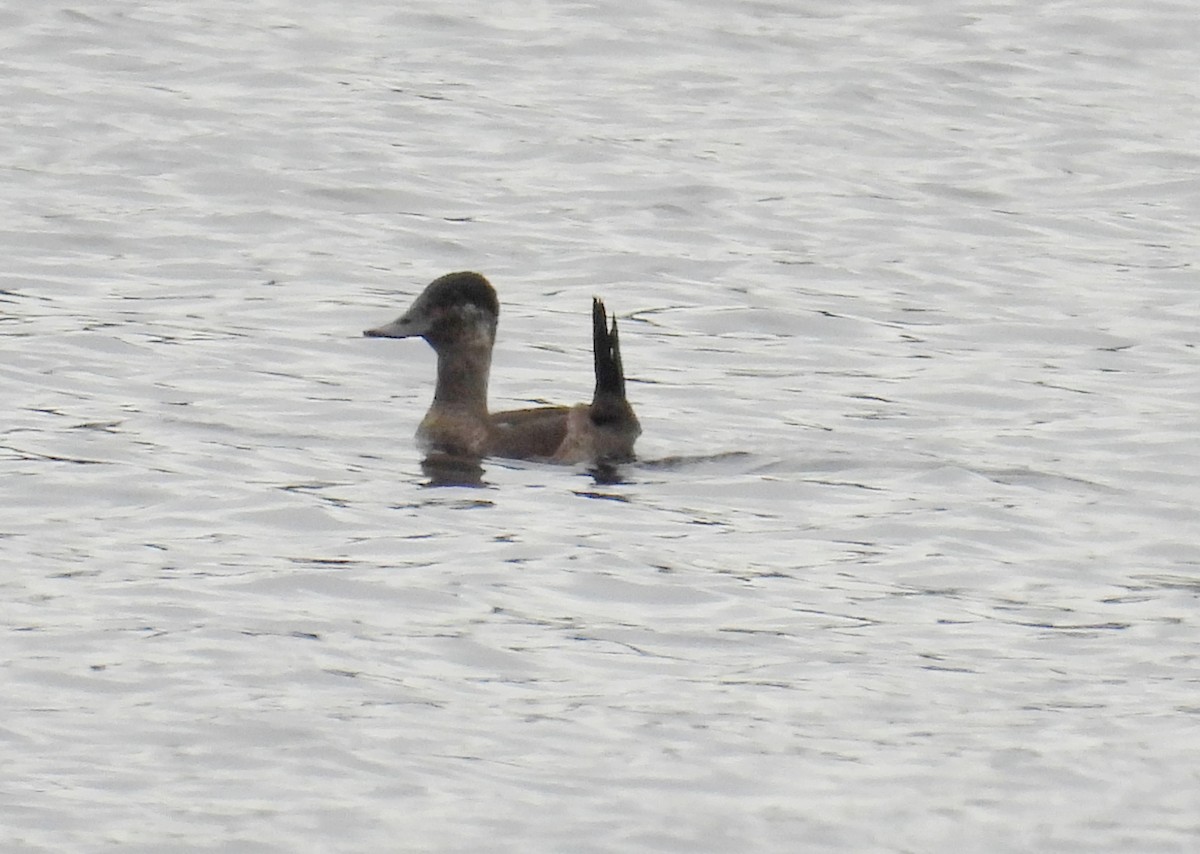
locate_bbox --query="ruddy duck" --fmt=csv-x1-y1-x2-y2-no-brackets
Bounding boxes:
364,272,640,464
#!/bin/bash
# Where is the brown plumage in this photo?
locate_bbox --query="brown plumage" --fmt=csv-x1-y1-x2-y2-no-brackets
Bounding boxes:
364,272,640,464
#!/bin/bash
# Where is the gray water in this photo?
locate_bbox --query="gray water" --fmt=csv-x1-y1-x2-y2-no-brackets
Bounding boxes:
3,1,1199,851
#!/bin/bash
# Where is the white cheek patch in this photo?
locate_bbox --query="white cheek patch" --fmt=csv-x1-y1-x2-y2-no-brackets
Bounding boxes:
459,305,497,346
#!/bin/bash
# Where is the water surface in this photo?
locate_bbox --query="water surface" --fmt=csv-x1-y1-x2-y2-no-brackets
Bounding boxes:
3,1,1199,851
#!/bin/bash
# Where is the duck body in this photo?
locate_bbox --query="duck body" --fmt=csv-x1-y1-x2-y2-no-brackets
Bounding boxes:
364,272,640,465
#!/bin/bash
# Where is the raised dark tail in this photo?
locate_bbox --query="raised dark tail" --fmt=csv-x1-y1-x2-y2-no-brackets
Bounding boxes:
592,298,625,400
590,298,641,461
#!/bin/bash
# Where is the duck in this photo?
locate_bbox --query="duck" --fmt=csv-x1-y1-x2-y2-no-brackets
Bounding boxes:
364,271,640,465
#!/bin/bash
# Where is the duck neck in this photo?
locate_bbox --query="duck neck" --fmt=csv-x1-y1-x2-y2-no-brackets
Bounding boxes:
431,341,492,417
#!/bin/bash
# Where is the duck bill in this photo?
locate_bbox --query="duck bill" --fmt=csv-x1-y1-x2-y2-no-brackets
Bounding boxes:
363,315,427,338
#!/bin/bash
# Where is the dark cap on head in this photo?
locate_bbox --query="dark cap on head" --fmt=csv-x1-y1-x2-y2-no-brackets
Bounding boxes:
421,272,499,318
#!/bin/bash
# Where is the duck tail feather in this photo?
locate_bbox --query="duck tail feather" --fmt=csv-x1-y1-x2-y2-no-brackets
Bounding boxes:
593,298,626,402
